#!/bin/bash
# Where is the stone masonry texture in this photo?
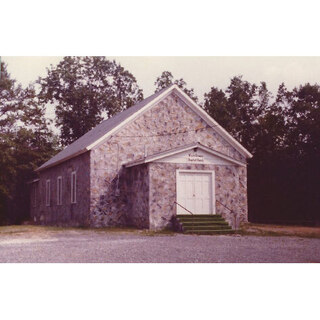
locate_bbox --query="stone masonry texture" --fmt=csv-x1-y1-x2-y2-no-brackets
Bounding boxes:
31,92,248,229
89,92,248,229
148,162,247,230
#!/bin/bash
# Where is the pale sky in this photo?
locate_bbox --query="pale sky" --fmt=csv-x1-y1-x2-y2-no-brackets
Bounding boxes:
2,56,320,101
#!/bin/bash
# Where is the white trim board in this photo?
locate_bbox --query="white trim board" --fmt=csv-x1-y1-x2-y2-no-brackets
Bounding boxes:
86,87,175,150
87,85,252,158
71,171,77,204
45,179,51,207
176,169,216,215
57,176,62,205
175,87,252,159
37,85,252,171
125,142,246,168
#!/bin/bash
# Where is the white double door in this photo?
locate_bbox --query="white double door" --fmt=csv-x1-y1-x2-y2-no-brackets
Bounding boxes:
177,171,215,215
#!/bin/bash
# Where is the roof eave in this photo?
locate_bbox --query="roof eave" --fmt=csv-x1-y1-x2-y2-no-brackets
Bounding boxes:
35,149,89,172
173,87,253,159
85,85,178,151
36,84,253,171
125,143,247,168
26,178,40,184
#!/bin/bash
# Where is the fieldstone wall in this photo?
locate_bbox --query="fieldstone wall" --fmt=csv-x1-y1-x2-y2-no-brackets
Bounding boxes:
148,162,248,230
90,92,247,227
30,152,90,227
215,165,248,228
122,164,149,228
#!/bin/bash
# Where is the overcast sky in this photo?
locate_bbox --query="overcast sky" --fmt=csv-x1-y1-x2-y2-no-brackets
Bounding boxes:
2,56,320,102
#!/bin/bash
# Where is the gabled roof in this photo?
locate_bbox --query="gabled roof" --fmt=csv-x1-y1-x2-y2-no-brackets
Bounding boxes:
37,84,252,171
37,86,174,171
125,142,247,168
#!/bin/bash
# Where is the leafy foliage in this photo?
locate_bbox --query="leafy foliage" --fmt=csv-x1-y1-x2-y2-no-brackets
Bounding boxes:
204,77,320,225
38,56,143,146
154,71,198,102
0,62,59,224
204,76,273,153
1,57,320,227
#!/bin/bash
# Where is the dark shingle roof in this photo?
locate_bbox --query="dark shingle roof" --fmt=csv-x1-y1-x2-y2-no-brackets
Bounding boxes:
37,86,172,171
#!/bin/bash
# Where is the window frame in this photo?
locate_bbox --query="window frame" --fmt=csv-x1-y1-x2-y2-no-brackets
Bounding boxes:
71,171,77,204
46,179,51,207
57,176,62,205
33,184,37,207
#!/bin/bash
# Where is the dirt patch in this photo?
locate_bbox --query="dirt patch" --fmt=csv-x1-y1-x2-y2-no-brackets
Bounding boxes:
2,224,320,240
0,225,176,239
241,223,320,238
0,238,58,245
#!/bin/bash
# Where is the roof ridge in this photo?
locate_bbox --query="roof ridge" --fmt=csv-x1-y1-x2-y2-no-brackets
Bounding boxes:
37,83,252,172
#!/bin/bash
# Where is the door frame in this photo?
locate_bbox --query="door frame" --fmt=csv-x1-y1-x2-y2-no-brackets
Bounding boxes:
176,169,216,215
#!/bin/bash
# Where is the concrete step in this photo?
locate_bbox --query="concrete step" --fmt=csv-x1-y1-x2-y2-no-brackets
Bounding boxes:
177,214,222,218
175,214,233,235
184,229,236,235
183,225,232,231
179,220,228,225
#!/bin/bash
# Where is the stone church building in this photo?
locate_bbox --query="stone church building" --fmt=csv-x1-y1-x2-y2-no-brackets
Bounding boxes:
30,85,252,230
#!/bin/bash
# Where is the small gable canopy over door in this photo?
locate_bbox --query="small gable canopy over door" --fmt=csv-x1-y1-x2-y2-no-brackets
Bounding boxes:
176,170,216,215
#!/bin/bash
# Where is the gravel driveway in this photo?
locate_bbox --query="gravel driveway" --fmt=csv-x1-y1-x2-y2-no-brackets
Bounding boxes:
0,228,319,262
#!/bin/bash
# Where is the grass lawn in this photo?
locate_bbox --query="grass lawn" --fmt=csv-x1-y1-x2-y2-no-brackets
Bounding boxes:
0,225,175,237
1,223,320,238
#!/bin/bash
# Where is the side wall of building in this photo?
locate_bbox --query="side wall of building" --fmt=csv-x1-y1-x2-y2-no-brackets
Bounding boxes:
30,152,91,226
215,165,248,227
121,164,150,228
90,92,247,227
148,162,248,230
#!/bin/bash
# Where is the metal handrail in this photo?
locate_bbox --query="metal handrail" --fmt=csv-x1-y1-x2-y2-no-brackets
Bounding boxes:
175,199,240,231
215,198,238,230
174,201,194,215
215,198,233,214
174,201,195,232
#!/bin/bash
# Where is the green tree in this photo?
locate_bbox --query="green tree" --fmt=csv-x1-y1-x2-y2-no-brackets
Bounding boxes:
287,83,320,157
203,86,229,130
38,56,143,146
203,77,320,225
285,84,320,223
0,62,59,224
0,62,21,223
204,76,273,152
154,71,198,102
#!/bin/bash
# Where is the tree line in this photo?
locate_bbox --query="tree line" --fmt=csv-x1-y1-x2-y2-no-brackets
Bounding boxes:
0,56,319,225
